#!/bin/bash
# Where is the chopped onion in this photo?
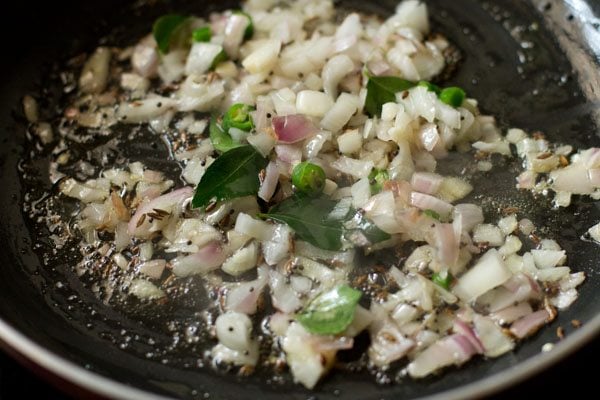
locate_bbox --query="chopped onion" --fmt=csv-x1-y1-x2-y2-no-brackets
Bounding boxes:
138,259,166,279
269,269,302,313
296,90,334,117
258,161,280,201
273,114,318,144
407,334,476,378
322,54,354,99
128,187,193,238
453,249,512,302
411,172,443,195
410,192,453,219
171,242,228,277
79,47,111,94
472,314,514,357
223,14,248,58
490,302,533,325
509,309,551,339
320,93,359,133
224,267,268,314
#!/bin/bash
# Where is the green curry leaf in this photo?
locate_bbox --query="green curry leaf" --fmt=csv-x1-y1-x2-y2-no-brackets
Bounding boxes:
208,116,242,154
364,76,416,117
192,145,267,208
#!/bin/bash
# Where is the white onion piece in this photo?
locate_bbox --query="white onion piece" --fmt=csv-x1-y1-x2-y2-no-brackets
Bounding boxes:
295,241,355,265
551,288,579,309
472,314,514,357
311,336,354,353
453,249,512,302
322,54,354,99
411,172,443,194
296,90,334,117
177,75,225,112
60,178,109,203
215,311,254,352
272,114,318,144
79,47,111,94
157,49,186,83
479,273,539,312
185,43,224,76
588,222,600,242
171,242,228,277
128,279,165,300
224,266,268,315
394,0,430,34
132,38,158,78
128,187,193,238
473,224,504,247
368,321,415,367
223,14,248,58
320,93,359,133
138,259,166,279
509,309,551,339
117,96,178,124
269,312,292,336
453,204,484,233
407,334,476,378
258,161,280,202
282,323,335,389
363,191,401,234
490,302,533,325
410,192,453,219
418,123,439,151
550,163,594,194
531,249,566,269
332,156,374,179
275,144,302,165
221,242,259,276
262,224,291,266
234,213,276,241
242,39,281,74
269,269,302,313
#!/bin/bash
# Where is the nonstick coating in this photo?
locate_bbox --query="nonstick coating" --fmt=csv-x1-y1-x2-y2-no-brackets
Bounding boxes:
0,1,599,399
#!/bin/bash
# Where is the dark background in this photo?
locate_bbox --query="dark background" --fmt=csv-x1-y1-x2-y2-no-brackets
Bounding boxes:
0,338,596,399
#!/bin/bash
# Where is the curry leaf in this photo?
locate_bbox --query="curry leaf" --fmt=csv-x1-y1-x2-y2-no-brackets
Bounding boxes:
260,195,343,251
345,211,391,244
192,145,267,208
209,116,242,154
153,14,189,54
260,195,390,251
297,285,362,335
365,76,416,117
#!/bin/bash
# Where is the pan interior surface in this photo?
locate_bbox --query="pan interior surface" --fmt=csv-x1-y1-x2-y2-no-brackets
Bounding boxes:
0,0,598,399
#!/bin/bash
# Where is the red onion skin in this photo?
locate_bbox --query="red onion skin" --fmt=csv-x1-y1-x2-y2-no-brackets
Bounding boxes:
272,115,317,144
509,309,550,339
453,319,485,354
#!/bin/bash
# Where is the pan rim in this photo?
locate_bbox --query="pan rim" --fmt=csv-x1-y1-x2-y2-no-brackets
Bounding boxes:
0,313,598,400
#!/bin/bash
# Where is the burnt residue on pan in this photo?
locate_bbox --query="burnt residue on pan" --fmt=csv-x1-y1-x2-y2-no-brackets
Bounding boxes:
1,1,599,400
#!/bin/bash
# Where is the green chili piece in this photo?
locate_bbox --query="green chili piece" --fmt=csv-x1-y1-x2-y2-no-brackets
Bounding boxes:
291,162,326,196
222,103,255,132
432,271,453,290
439,87,466,107
192,26,212,42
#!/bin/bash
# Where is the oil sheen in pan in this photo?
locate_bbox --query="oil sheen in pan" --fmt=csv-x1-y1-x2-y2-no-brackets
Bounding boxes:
9,0,600,399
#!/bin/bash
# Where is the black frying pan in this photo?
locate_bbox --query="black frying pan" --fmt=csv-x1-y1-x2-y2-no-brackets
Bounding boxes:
0,0,599,399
